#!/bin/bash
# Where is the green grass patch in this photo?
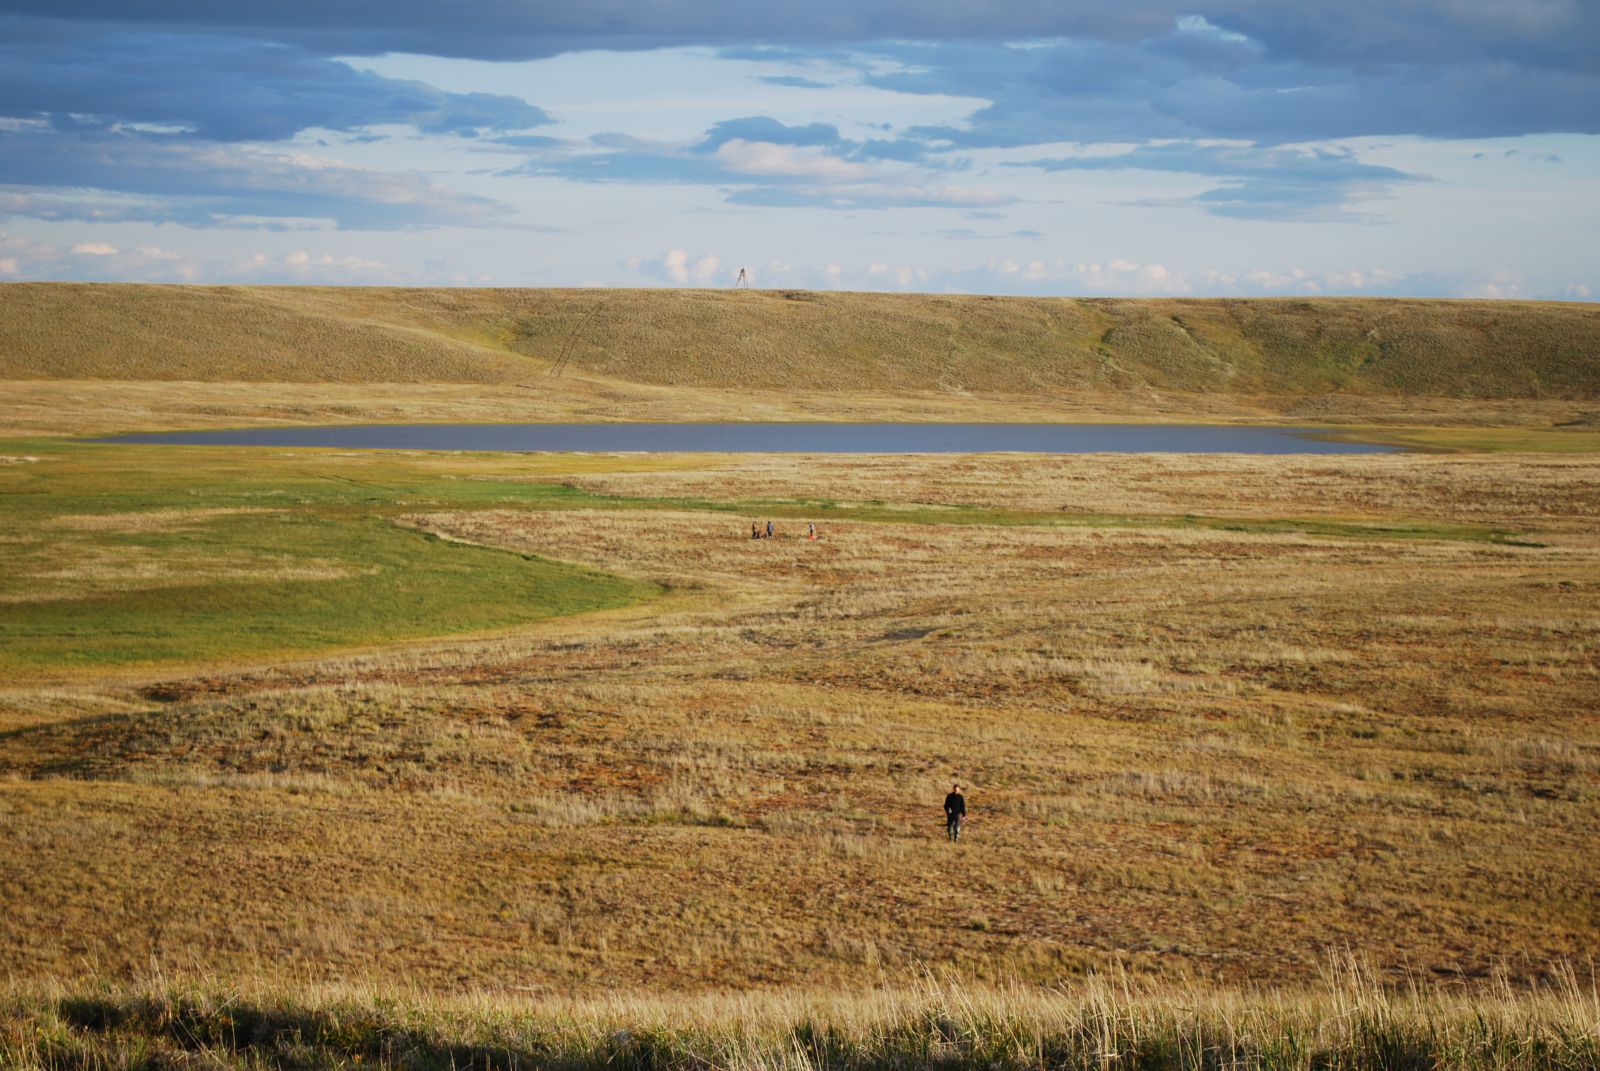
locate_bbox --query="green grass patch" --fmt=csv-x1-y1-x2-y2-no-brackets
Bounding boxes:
0,441,657,675
0,513,654,674
0,438,1539,675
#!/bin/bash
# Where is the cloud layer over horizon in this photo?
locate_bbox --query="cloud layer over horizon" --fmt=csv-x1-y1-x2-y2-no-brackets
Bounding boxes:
0,1,1594,297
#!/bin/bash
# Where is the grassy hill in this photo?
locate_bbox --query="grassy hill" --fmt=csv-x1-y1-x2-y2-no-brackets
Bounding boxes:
3,283,1598,400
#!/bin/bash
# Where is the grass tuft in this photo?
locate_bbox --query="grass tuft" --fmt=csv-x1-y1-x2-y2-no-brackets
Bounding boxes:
5,964,1598,1070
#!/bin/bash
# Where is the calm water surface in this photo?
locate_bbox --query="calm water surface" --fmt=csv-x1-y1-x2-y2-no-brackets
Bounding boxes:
104,422,1399,454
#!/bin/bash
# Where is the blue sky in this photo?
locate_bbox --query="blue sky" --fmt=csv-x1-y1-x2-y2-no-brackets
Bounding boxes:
1,1,1596,298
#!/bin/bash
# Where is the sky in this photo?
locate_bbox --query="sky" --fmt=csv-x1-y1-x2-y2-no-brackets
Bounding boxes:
1,1,1596,298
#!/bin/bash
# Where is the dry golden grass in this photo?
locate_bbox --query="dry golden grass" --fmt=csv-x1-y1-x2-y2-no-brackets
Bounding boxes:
5,285,1600,401
4,284,1600,460
0,284,537,383
11,378,1599,442
557,452,1600,532
0,378,1291,437
5,961,1598,1070
4,507,357,606
47,507,285,532
2,449,1596,997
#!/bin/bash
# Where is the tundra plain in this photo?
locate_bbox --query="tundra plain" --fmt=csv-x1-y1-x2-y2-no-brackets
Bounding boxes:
2,441,1597,993
1,286,1598,1068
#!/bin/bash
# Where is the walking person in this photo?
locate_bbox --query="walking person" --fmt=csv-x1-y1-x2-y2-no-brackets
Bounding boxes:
766,520,774,539
807,522,816,541
944,783,966,842
751,521,761,540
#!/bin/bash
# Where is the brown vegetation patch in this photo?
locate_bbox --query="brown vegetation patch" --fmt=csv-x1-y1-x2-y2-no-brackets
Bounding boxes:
565,452,1600,531
48,507,284,532
1,450,1595,996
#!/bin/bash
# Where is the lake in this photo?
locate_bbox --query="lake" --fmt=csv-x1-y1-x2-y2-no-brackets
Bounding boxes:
103,422,1400,454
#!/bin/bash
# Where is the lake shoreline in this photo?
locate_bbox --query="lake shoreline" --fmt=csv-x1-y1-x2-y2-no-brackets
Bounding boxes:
99,420,1405,454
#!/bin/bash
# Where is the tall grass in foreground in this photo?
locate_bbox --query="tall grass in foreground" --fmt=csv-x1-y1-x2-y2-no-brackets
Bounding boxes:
6,960,1596,1071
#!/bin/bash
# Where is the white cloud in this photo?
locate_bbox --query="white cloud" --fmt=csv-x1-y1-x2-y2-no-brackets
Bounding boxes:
279,251,391,276
6,232,199,280
634,248,729,287
690,253,721,284
1,229,417,284
633,255,1470,299
1173,14,1251,42
1459,270,1527,299
663,248,690,284
716,139,870,181
1244,267,1311,290
1052,259,1193,294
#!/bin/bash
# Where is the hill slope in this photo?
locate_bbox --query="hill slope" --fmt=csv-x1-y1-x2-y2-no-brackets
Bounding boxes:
2,283,1598,399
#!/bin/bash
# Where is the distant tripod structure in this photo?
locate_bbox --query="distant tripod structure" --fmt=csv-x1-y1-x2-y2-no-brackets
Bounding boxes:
735,267,749,288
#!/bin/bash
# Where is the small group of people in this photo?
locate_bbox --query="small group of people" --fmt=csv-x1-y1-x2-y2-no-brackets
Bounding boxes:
749,520,819,541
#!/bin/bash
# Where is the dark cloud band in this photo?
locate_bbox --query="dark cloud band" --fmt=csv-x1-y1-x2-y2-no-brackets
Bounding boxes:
0,126,521,229
4,2,1594,69
0,16,551,141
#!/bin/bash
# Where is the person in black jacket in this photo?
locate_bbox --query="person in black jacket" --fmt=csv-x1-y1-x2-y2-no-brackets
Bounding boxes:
944,783,966,841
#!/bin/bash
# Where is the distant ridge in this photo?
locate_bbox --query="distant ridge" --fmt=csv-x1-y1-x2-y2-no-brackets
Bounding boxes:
2,283,1597,400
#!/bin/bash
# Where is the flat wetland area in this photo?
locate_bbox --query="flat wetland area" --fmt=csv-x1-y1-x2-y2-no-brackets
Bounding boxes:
2,287,1598,1068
